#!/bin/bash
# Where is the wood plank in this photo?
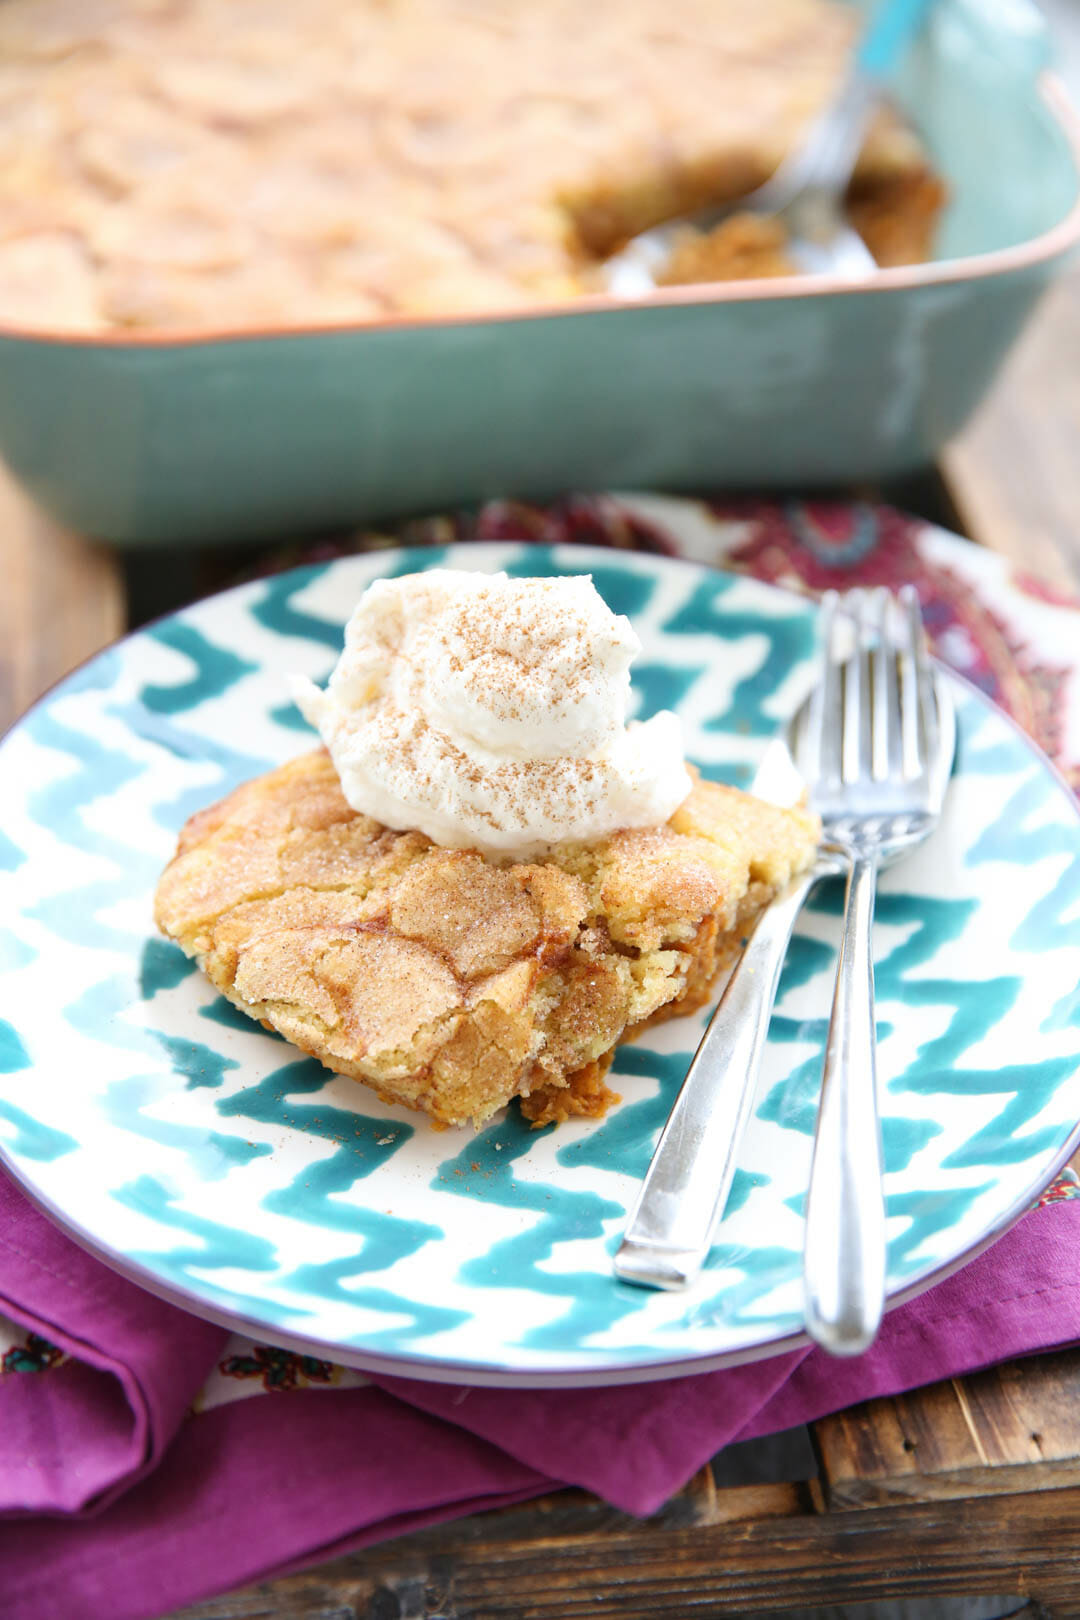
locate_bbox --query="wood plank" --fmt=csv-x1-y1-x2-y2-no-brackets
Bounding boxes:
815,1351,1080,1509
942,262,1080,595
0,458,126,730
162,1482,1080,1618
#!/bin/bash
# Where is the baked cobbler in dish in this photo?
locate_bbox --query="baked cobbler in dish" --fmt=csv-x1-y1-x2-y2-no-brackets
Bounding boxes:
0,0,945,332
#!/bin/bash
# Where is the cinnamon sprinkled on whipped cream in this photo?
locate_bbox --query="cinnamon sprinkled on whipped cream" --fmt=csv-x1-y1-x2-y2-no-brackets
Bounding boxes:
291,570,691,858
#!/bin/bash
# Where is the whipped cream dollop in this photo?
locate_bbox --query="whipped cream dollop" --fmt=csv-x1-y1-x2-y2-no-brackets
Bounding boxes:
291,570,691,859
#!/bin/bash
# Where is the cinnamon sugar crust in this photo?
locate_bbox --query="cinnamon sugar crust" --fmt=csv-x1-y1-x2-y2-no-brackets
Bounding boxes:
155,750,819,1129
0,0,944,333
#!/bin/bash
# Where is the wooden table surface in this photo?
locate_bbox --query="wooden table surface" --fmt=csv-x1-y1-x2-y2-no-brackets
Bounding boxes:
2,261,1079,1619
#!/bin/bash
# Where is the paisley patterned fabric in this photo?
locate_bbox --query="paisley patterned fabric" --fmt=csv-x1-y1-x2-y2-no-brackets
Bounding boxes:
1,503,1079,1390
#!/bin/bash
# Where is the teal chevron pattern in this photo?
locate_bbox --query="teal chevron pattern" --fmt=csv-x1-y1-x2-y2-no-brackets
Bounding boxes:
1,543,1079,1383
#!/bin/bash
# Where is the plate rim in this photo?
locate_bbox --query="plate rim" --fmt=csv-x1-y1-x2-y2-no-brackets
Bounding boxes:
1,541,1079,1389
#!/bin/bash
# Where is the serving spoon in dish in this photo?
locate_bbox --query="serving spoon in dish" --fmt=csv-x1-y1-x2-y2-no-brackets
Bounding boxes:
604,0,936,296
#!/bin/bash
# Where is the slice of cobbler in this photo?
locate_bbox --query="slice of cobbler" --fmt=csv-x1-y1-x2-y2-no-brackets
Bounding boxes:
154,750,819,1129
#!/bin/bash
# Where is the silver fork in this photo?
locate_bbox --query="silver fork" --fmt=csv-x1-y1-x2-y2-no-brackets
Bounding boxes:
791,585,955,1356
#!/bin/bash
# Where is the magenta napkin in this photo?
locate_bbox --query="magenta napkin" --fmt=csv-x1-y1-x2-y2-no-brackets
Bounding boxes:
3,1162,1080,1620
0,1171,225,1517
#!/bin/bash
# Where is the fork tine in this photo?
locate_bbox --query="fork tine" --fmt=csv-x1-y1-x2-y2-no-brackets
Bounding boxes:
841,590,872,786
870,587,897,782
898,585,933,776
909,585,939,767
808,590,843,785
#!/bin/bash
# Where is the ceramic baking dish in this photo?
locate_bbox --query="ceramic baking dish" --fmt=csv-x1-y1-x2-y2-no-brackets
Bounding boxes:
0,0,1077,546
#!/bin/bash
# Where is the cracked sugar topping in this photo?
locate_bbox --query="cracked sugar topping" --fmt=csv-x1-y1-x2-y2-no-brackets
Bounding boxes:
291,570,691,857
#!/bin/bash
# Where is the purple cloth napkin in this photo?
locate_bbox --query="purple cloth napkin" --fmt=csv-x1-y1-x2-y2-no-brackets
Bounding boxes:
3,1164,1080,1620
0,1172,225,1517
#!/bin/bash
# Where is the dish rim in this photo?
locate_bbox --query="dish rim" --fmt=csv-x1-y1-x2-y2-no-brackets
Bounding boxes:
1,543,1079,1389
1,75,1077,355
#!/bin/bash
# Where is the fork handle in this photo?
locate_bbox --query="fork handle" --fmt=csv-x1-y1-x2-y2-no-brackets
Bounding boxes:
614,863,823,1291
803,851,887,1356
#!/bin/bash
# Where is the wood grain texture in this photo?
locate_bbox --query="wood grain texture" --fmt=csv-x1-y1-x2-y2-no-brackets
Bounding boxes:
164,1483,1080,1619
816,1353,1080,1508
942,262,1080,596
0,458,125,730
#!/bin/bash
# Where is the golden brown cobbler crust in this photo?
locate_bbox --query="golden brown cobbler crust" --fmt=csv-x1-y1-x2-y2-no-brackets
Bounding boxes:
154,750,819,1129
0,0,944,333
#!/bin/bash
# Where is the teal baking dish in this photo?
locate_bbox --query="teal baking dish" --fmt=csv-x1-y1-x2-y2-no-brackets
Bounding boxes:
0,0,1077,546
